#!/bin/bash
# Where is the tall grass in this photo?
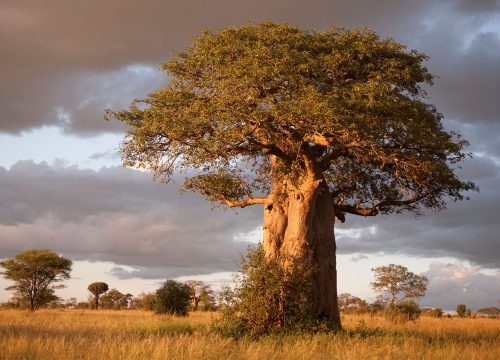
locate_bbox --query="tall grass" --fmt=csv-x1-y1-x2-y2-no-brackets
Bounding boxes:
0,309,499,359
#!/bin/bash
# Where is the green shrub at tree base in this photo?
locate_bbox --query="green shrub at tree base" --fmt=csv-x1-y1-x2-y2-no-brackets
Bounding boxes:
155,280,192,316
212,244,331,338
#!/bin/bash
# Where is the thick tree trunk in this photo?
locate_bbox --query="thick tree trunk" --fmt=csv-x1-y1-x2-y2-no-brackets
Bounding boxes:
95,295,99,310
263,169,341,329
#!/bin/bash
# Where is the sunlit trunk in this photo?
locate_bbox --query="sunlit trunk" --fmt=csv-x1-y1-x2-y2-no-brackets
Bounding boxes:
263,162,341,329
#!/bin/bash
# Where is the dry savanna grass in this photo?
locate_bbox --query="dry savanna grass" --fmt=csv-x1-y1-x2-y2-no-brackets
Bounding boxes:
0,309,499,360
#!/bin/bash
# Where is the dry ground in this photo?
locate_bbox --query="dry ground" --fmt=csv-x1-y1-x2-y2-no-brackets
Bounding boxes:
0,309,499,359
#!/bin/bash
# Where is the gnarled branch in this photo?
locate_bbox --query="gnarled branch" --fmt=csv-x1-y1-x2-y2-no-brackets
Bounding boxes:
221,196,267,208
336,193,428,217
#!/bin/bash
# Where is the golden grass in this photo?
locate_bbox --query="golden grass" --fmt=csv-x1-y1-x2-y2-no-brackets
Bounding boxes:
0,309,499,360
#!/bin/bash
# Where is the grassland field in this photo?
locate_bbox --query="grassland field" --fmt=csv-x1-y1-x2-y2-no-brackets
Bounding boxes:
0,309,499,360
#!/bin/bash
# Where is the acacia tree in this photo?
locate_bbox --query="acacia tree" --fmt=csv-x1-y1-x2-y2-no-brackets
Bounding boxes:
0,249,72,311
108,22,476,328
87,282,109,310
371,264,428,305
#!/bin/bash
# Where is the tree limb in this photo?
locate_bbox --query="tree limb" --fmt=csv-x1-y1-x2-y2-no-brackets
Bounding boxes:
221,196,268,208
336,193,428,217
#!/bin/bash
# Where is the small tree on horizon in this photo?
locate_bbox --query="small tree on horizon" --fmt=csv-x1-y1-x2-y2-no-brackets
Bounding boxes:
371,264,428,306
0,249,72,311
457,304,467,317
87,282,109,310
100,288,132,310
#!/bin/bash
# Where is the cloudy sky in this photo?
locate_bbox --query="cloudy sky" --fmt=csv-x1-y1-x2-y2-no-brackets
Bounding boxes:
1,0,499,310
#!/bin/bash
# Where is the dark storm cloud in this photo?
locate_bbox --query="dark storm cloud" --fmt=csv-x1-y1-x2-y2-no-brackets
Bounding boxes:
0,156,498,277
0,1,499,278
4,0,499,136
0,161,261,275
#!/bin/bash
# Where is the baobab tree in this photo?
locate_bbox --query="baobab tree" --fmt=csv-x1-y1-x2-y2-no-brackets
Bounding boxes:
108,22,476,329
87,282,109,310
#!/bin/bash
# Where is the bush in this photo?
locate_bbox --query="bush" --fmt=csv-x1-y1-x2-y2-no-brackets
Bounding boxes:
384,301,422,322
457,304,467,318
430,308,444,318
212,244,325,338
155,280,192,316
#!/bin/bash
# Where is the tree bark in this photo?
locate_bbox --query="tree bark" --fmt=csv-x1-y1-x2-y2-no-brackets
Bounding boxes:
95,295,99,310
262,163,341,329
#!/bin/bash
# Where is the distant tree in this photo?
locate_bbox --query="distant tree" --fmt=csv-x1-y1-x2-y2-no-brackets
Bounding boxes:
216,284,237,309
155,279,192,315
185,280,205,311
87,282,109,310
338,293,368,313
131,292,156,310
476,307,500,317
185,280,216,311
199,286,216,311
456,304,467,318
465,308,472,317
100,288,132,310
75,302,90,309
430,308,444,318
0,249,72,311
371,264,428,306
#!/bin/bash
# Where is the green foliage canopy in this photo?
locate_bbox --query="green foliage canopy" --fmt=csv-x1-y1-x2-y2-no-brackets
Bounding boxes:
108,22,476,217
0,249,72,311
88,282,109,296
155,279,192,316
100,288,132,310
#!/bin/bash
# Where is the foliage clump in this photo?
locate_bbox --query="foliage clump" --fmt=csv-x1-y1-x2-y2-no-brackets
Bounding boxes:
99,288,132,310
185,280,216,311
155,279,192,316
131,292,157,310
338,293,370,314
457,304,467,318
384,300,422,323
428,308,444,318
213,244,328,338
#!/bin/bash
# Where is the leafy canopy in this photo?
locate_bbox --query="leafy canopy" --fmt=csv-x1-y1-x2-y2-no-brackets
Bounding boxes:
88,282,109,296
109,22,476,217
155,279,192,316
0,249,72,310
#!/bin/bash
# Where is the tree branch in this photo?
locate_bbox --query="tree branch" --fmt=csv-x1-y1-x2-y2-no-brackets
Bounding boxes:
221,196,267,208
336,193,428,217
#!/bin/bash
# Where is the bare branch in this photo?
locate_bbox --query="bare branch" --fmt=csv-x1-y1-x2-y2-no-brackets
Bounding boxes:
221,196,267,208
